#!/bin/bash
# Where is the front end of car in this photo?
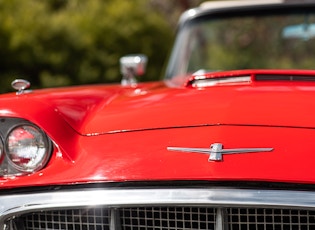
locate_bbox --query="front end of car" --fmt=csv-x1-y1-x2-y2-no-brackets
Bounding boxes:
2,1,315,230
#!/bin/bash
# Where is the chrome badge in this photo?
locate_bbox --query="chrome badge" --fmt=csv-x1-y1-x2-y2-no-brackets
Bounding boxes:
167,143,273,162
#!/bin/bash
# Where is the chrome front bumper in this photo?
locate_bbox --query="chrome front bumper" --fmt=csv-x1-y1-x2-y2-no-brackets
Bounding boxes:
1,188,315,229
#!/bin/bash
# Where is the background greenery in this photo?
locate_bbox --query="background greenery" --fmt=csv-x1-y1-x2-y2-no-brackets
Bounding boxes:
0,0,204,93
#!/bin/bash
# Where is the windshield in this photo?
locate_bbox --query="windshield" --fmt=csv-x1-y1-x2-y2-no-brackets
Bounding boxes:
165,8,315,78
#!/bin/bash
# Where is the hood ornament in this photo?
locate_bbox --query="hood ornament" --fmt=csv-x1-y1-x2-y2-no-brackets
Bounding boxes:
167,143,273,162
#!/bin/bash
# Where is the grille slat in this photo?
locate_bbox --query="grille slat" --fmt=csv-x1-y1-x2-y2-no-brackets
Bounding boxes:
15,207,315,230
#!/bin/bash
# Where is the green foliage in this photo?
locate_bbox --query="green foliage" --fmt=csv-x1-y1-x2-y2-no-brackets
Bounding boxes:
0,0,174,93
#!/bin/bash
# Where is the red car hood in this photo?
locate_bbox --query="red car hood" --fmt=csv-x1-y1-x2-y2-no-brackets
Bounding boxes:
44,69,315,135
1,69,315,186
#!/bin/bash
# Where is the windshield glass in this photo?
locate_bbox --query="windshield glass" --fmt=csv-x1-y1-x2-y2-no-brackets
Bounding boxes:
166,9,315,78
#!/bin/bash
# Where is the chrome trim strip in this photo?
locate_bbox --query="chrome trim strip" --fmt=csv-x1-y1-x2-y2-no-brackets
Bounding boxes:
110,208,121,230
0,188,315,228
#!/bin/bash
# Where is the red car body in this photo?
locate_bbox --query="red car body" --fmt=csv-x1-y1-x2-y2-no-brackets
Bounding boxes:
2,69,315,187
2,1,315,230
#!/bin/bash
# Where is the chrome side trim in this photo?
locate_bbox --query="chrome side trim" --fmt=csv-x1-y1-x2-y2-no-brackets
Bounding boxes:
0,188,315,228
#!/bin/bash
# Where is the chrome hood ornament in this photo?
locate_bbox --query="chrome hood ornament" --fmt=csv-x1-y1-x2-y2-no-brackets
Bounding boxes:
167,143,273,162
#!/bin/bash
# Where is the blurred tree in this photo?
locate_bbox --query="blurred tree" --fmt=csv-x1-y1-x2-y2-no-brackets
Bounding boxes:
0,0,205,93
149,0,204,28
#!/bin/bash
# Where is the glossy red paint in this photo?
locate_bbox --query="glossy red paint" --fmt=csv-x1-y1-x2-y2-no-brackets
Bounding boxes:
1,69,315,188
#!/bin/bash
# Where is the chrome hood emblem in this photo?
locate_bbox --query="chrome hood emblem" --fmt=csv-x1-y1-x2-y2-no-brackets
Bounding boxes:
167,143,273,162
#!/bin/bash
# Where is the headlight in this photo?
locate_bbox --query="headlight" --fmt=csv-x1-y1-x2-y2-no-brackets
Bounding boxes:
0,118,52,177
5,124,51,172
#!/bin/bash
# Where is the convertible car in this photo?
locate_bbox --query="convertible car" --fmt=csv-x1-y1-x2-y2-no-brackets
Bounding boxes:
1,0,315,229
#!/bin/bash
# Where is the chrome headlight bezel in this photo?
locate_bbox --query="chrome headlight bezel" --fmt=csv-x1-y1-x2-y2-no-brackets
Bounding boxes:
0,118,52,177
0,137,4,165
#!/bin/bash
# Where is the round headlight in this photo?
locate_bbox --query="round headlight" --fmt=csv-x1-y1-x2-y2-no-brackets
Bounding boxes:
5,125,51,172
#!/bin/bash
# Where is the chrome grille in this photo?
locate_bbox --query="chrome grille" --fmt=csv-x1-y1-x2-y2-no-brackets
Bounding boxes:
120,207,216,230
227,208,315,230
23,208,110,230
15,207,315,230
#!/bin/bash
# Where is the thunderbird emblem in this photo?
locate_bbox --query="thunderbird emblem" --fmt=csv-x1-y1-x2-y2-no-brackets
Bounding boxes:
167,143,273,162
